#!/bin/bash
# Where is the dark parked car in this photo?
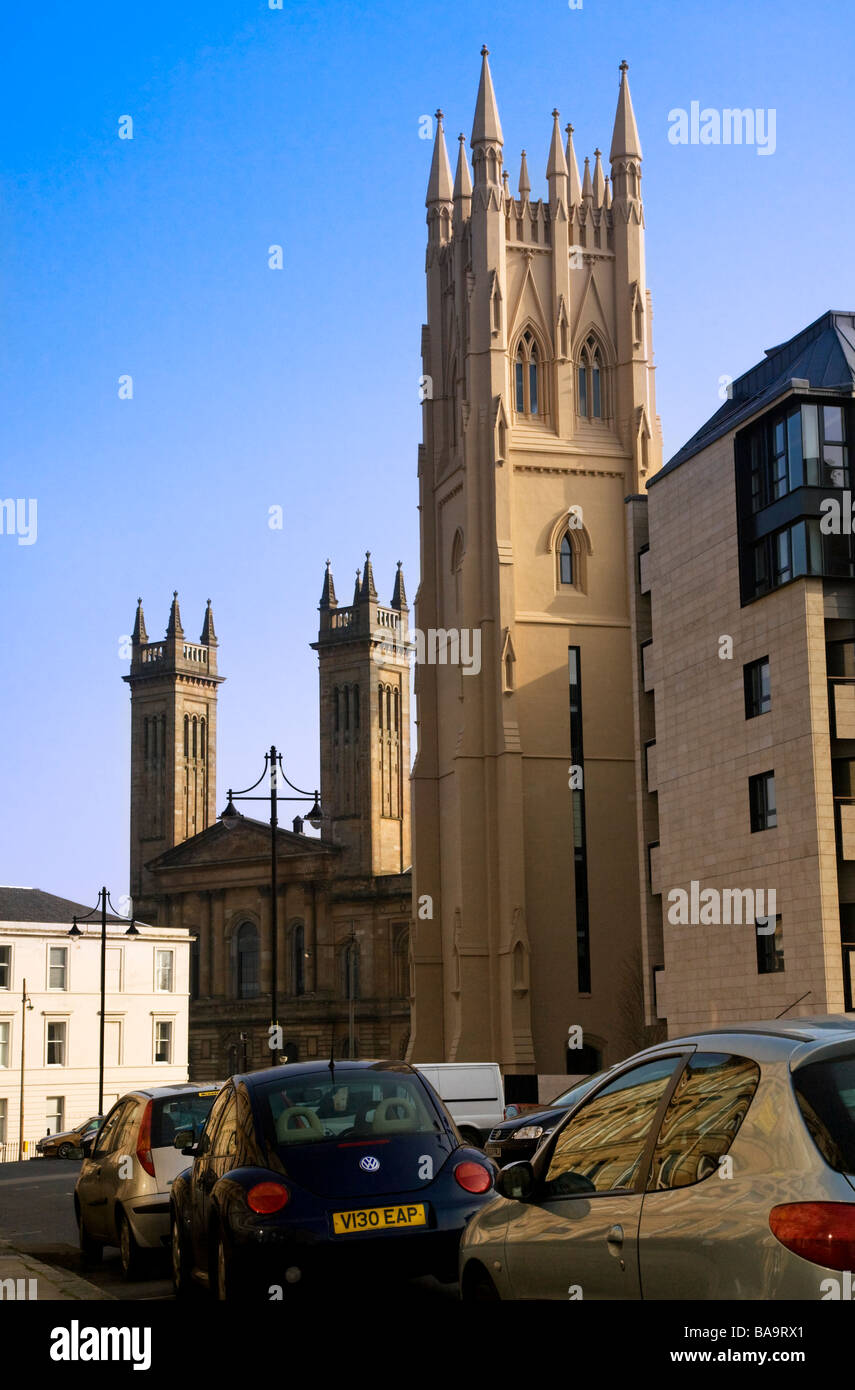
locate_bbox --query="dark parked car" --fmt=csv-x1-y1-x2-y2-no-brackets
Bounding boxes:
170,1060,497,1300
484,1072,610,1166
37,1115,103,1159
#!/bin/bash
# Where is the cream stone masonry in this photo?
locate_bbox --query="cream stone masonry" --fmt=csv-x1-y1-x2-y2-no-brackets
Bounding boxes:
410,50,663,1088
0,888,190,1156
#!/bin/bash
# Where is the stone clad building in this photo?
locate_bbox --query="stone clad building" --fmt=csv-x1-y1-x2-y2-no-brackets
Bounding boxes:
630,310,855,1035
123,565,412,1078
409,50,663,1092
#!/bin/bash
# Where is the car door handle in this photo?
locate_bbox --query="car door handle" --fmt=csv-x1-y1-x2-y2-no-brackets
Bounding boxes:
606,1224,624,1250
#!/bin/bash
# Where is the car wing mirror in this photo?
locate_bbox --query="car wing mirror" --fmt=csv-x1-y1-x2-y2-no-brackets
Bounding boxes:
174,1128,194,1150
80,1135,96,1157
495,1161,536,1202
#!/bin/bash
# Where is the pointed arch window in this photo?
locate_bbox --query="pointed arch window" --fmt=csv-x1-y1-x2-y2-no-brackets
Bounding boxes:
578,335,606,420
183,716,189,759
560,533,574,586
514,330,544,418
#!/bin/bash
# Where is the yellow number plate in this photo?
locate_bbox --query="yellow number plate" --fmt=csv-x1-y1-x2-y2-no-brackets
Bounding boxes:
332,1203,427,1235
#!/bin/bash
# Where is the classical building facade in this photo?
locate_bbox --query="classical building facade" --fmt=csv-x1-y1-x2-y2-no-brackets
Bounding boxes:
0,887,190,1157
631,310,855,1035
124,568,412,1079
409,50,663,1092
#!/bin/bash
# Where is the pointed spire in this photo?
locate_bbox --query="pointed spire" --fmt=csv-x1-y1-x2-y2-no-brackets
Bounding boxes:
426,109,454,206
471,45,504,149
200,598,217,645
391,561,408,611
518,150,530,198
603,175,612,210
581,155,593,202
132,598,147,645
453,133,473,204
565,124,582,205
166,590,183,638
609,59,642,163
547,109,568,180
319,559,337,610
352,568,361,606
592,148,605,207
359,552,377,602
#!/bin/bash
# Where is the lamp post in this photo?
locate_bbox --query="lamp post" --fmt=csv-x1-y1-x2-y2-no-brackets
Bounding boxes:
221,746,321,1067
68,888,139,1115
18,979,33,1158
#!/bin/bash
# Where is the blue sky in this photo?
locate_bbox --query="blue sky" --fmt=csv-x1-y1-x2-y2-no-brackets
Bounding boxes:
2,0,853,906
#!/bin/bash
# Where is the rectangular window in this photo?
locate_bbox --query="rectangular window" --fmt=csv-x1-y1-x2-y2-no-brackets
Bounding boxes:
756,915,785,974
749,771,777,832
105,947,122,993
744,657,771,719
0,945,9,990
802,404,820,485
45,1097,64,1136
155,949,174,992
46,1021,67,1066
771,419,787,499
48,946,67,990
569,647,590,994
832,759,855,799
155,1020,173,1063
774,529,792,586
0,1021,9,1068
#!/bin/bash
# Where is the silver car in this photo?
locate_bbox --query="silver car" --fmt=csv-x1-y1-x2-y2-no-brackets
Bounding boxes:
75,1082,222,1279
460,1018,855,1300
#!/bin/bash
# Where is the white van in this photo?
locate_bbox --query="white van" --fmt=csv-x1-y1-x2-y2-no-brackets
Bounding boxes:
414,1063,504,1147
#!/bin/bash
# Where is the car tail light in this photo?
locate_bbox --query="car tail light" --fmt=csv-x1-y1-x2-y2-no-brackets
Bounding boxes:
454,1161,492,1194
247,1182,290,1214
136,1101,155,1178
769,1202,855,1271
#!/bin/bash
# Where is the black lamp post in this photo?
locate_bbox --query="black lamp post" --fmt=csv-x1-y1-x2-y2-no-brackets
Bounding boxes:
221,746,321,1066
68,888,139,1115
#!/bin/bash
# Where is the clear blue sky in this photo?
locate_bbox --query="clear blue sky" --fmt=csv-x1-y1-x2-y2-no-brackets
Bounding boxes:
1,0,853,907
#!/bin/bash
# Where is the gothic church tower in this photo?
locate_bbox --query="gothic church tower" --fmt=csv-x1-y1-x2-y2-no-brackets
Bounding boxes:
312,554,412,877
410,51,662,1087
125,593,224,918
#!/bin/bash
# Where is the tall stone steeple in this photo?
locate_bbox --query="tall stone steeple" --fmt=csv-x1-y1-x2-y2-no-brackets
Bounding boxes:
411,49,663,1084
125,595,224,917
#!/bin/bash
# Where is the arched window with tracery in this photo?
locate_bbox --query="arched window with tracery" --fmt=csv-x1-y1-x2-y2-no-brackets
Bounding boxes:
578,334,606,420
514,329,544,418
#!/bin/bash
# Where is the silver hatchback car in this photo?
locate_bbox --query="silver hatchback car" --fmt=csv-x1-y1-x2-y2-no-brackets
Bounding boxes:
460,1018,855,1300
75,1082,222,1279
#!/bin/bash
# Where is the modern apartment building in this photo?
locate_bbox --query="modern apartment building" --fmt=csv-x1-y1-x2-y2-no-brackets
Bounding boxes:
630,310,855,1034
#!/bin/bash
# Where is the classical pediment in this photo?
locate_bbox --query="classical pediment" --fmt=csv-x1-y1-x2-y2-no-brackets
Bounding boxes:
145,814,335,871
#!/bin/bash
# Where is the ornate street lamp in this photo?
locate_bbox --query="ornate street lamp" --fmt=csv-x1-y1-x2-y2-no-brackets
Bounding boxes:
68,888,139,1115
221,746,322,1066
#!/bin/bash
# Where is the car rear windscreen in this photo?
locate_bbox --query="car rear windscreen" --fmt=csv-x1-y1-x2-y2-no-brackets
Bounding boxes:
793,1054,855,1172
150,1090,220,1147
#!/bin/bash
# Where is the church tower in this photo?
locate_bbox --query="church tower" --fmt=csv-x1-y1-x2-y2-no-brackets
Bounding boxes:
124,593,224,915
312,555,412,878
410,52,662,1088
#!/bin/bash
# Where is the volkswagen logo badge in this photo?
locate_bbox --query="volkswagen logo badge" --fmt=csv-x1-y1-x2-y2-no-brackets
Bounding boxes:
359,1155,380,1172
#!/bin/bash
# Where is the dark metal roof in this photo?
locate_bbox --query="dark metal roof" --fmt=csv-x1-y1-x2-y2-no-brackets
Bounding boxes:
652,310,855,485
0,886,133,925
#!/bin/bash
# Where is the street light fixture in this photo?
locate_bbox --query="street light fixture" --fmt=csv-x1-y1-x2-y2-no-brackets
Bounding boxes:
220,745,322,1066
68,887,139,1115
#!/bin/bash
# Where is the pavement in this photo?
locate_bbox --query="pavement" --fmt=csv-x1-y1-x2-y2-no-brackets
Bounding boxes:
0,1237,116,1300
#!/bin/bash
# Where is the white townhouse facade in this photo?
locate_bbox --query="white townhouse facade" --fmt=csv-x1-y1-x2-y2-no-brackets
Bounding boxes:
0,887,191,1157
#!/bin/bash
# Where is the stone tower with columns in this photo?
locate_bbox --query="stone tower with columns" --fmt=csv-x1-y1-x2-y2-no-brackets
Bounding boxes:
409,50,663,1090
312,553,412,878
124,593,224,918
